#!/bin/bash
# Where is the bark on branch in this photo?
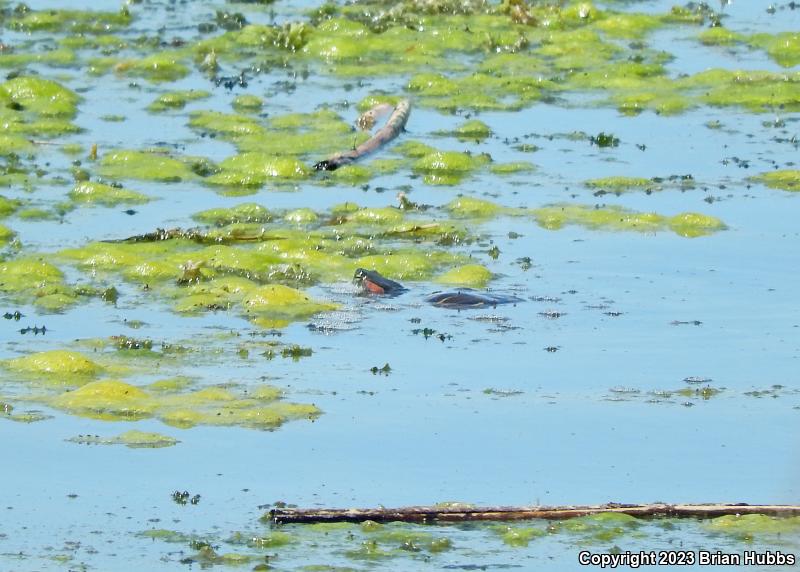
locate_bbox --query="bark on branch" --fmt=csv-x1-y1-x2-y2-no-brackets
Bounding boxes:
270,503,800,525
314,100,411,171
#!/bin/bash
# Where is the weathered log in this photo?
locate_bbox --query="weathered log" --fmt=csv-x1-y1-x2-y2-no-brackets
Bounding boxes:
270,503,800,525
314,99,411,171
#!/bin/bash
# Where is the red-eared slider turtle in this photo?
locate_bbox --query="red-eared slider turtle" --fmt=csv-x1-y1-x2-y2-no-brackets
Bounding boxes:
353,269,520,308
354,268,408,296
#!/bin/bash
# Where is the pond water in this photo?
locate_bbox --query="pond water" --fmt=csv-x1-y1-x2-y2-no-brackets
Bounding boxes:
1,0,799,570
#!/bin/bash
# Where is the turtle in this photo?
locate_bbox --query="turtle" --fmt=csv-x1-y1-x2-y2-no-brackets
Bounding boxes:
353,269,521,308
353,268,408,296
425,290,522,309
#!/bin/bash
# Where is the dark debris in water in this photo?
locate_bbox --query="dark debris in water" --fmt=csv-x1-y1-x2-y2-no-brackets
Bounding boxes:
589,132,620,148
172,490,201,505
412,327,452,342
19,325,47,335
370,363,391,375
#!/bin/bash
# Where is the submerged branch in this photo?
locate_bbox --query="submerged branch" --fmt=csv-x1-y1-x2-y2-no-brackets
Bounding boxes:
270,503,800,525
103,227,286,245
314,99,411,171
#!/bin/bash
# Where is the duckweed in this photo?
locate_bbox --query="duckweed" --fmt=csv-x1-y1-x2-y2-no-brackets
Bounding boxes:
69,181,150,206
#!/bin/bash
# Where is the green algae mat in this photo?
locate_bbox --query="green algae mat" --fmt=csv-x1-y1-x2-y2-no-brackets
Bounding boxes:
1,0,799,570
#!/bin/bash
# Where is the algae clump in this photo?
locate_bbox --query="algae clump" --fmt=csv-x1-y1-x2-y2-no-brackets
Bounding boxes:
69,182,150,206
193,203,271,225
148,90,211,112
114,54,190,82
413,151,485,185
99,150,197,182
243,285,337,323
52,380,153,420
749,32,800,68
232,95,264,113
4,350,102,379
434,264,492,287
0,76,80,117
0,224,14,244
752,170,800,192
0,259,65,293
704,514,800,540
446,196,501,218
585,177,657,192
668,213,726,238
207,153,308,187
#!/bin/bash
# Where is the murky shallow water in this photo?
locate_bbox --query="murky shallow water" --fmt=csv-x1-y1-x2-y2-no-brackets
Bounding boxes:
1,0,800,570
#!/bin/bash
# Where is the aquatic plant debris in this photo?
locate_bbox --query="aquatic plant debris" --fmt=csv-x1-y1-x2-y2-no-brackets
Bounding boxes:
67,430,179,448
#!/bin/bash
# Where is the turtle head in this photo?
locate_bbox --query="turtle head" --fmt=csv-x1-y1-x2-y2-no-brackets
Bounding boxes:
353,268,369,285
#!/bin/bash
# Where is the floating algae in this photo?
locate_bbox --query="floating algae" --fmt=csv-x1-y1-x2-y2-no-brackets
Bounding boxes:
3,350,102,380
41,378,320,429
99,150,200,182
704,514,800,541
232,94,264,113
530,204,725,237
434,264,493,288
192,203,272,225
412,150,490,185
7,7,132,34
206,153,309,187
114,53,190,83
67,430,179,448
69,181,151,206
493,524,547,547
147,90,211,112
751,170,800,192
585,176,658,193
0,76,80,117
